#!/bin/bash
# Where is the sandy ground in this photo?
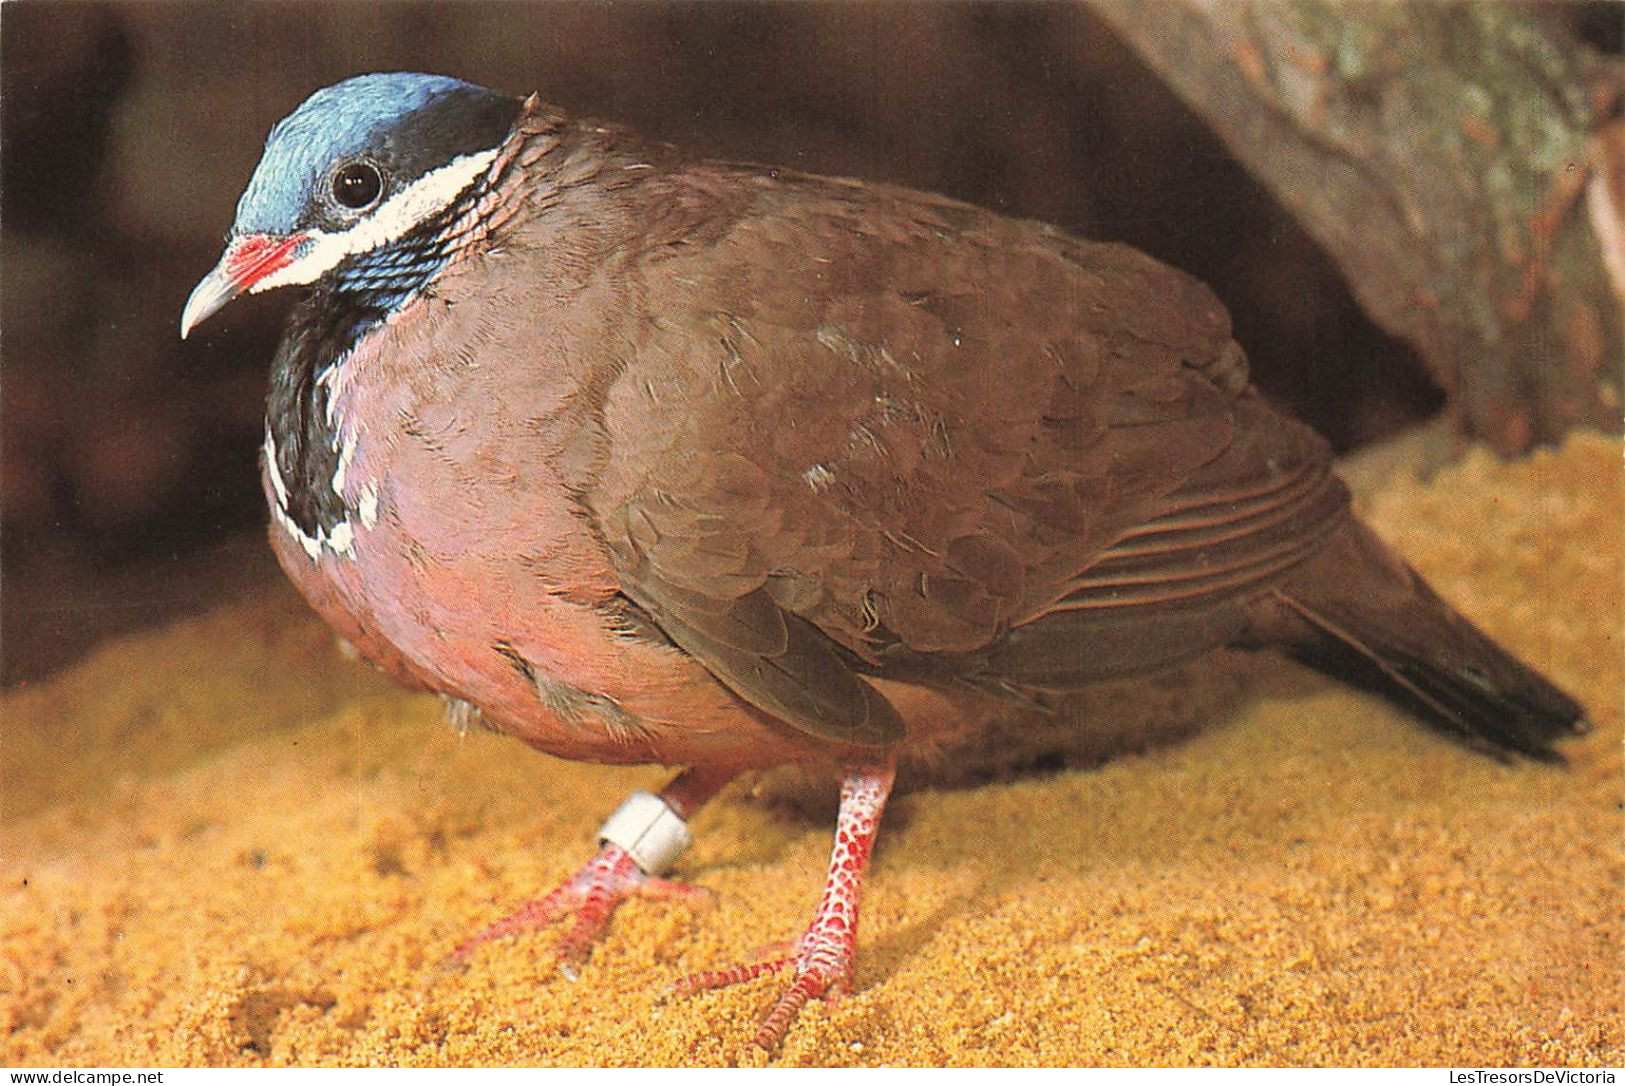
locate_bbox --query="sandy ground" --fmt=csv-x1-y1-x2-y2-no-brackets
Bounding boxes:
2,432,1619,1067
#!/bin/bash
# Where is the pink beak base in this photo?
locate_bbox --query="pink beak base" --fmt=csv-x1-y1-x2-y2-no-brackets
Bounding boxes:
180,233,308,339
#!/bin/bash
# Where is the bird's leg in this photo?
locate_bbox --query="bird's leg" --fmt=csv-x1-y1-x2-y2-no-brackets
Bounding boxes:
448,764,733,976
676,758,896,1052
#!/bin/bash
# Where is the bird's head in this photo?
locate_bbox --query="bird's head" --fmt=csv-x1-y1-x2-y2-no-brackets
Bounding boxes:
181,72,520,338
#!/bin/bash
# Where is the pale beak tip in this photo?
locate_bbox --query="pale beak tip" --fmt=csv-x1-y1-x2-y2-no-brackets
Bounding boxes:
179,266,235,341
181,233,308,340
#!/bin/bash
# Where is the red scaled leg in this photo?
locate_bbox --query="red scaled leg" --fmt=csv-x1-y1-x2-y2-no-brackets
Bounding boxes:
448,765,733,977
676,760,895,1051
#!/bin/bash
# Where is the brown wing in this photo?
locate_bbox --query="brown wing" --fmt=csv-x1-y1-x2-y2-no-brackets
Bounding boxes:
589,168,1348,738
984,393,1347,689
620,561,905,746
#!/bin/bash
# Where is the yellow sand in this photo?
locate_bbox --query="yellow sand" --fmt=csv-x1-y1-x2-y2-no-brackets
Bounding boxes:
2,433,1619,1067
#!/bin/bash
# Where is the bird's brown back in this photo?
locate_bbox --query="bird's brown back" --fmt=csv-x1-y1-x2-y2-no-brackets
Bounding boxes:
447,127,1354,741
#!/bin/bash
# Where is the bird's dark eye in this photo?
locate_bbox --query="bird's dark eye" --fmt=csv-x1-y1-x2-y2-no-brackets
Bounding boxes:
332,162,383,210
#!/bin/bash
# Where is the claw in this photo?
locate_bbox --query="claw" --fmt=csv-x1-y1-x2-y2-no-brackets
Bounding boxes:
758,965,838,1052
672,954,793,998
446,841,709,972
675,946,852,1051
673,761,895,1052
445,769,734,975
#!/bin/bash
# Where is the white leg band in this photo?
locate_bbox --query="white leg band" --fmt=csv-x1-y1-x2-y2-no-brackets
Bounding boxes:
597,791,692,876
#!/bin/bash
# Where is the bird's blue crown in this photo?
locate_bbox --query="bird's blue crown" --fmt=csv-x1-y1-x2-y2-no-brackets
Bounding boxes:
233,72,518,239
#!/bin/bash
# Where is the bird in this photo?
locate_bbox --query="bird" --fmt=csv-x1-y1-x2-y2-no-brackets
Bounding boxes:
181,72,1587,1051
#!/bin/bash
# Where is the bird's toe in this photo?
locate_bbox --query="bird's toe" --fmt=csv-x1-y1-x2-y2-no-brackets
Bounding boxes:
445,841,709,973
672,926,856,1052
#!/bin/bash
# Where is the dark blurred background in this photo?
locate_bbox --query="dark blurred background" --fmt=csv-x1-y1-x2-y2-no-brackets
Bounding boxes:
2,1,1616,684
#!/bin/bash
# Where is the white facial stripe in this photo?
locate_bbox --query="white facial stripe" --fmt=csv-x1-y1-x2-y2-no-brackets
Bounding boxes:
248,147,500,292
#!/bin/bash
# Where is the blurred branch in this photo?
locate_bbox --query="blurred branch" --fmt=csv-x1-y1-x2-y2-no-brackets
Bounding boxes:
1084,0,1622,452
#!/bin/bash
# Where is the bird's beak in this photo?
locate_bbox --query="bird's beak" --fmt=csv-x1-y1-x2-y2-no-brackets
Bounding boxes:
180,233,309,339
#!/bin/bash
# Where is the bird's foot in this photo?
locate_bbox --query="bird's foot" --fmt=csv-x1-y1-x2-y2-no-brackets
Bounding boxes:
673,761,894,1052
446,841,710,977
675,921,858,1051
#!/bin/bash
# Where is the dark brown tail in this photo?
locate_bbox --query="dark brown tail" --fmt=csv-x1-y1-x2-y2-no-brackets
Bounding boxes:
1249,519,1588,761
